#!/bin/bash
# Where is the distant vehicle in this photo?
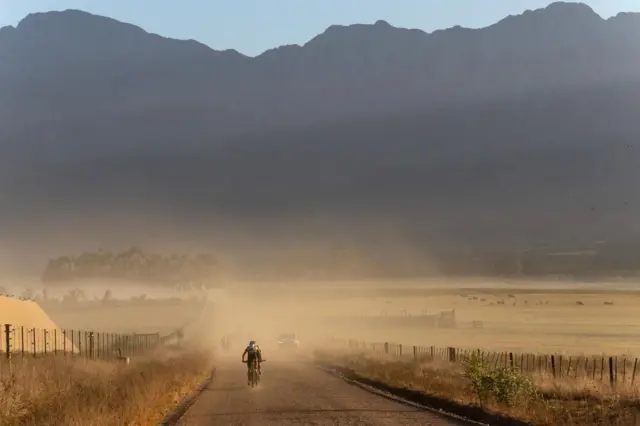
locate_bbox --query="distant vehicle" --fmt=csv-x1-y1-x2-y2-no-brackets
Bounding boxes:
277,332,300,351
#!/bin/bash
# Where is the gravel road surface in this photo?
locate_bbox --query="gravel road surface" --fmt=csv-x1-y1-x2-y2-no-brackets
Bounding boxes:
176,358,471,426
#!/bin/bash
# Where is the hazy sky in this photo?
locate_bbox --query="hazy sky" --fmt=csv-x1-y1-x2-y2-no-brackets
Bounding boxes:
1,0,638,56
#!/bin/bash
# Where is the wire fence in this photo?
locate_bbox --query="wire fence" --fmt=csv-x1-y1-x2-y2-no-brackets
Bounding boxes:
1,323,182,361
327,337,639,388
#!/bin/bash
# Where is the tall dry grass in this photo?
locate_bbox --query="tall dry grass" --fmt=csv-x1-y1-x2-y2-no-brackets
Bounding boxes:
316,349,640,425
0,347,212,426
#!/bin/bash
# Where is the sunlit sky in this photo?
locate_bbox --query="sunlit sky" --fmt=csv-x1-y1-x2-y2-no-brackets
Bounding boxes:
0,1,638,56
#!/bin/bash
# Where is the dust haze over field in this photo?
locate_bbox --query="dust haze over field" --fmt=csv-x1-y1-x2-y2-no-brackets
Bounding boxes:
4,2,640,363
200,277,640,357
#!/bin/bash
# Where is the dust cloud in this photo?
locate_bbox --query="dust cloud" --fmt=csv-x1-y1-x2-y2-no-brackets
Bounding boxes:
3,211,634,358
199,278,469,356
196,274,640,358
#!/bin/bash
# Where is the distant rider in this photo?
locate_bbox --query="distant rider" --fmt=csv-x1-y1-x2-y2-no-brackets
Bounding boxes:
241,340,263,383
220,335,231,352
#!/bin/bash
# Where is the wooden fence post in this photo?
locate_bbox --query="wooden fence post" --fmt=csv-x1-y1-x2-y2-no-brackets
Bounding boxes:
558,355,563,378
509,352,514,369
448,347,456,363
551,355,556,378
398,344,403,357
384,342,389,354
32,328,36,357
89,332,95,360
632,359,638,385
4,324,11,360
609,357,615,388
43,330,48,356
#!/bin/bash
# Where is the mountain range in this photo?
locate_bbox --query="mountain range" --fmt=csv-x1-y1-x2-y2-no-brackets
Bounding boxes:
1,2,640,274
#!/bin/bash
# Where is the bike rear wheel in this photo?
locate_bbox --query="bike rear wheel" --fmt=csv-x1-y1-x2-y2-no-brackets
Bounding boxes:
252,365,258,387
248,362,257,388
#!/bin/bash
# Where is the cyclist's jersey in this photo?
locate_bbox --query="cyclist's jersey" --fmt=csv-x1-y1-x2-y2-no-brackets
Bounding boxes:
245,344,260,360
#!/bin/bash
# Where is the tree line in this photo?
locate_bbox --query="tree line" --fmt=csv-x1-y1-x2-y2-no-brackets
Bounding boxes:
40,242,640,285
41,247,219,286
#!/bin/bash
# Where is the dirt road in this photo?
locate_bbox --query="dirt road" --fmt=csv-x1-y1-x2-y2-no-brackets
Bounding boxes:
176,358,470,425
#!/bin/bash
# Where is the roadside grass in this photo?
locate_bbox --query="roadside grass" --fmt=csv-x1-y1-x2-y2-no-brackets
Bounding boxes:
315,349,640,425
0,347,212,426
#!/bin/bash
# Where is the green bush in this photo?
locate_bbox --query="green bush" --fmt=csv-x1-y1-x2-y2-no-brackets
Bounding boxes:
462,352,537,407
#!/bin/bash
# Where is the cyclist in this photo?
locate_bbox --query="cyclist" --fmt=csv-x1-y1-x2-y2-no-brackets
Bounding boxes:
241,340,263,383
220,335,229,352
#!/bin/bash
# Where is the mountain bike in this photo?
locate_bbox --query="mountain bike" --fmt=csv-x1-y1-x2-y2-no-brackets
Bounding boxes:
243,359,265,388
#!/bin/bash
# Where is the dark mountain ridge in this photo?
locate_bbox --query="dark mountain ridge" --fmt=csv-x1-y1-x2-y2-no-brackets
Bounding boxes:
2,3,640,137
2,2,640,274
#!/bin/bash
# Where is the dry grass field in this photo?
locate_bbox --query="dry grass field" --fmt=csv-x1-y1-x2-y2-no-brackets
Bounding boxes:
8,277,639,357
273,279,640,357
0,290,215,425
0,347,212,426
3,276,640,425
324,293,640,355
315,349,640,425
296,279,640,425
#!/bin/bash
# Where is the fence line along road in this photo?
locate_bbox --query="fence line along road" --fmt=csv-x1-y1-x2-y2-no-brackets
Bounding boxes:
328,337,639,388
1,323,182,361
